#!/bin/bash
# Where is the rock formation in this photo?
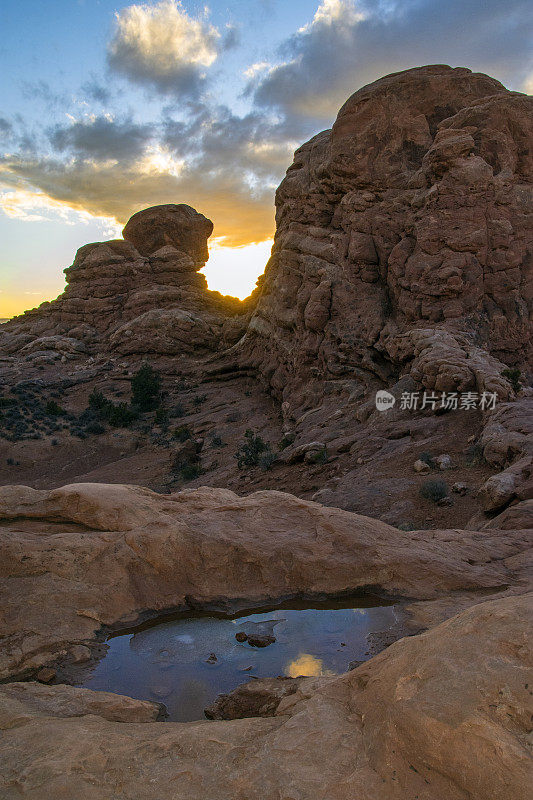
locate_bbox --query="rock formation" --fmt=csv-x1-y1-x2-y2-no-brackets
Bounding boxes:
0,203,248,358
0,483,530,800
241,65,532,416
0,64,532,800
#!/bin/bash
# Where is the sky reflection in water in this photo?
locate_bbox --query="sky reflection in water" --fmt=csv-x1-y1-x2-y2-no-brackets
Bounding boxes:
79,603,397,721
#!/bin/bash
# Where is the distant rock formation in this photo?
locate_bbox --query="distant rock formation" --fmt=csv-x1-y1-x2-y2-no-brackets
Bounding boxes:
0,203,248,358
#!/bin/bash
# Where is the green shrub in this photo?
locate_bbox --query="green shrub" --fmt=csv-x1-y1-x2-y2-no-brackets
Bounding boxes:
278,435,295,451
131,363,162,411
87,389,137,428
419,451,435,468
45,400,65,416
465,443,485,466
104,403,137,427
85,421,106,435
307,447,328,465
173,425,192,442
88,389,108,411
501,368,521,393
179,463,203,481
172,402,187,418
420,479,448,502
154,406,169,426
236,430,274,469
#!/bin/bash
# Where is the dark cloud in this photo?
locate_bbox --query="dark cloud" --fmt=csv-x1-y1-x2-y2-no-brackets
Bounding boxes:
21,80,70,110
222,24,240,51
81,76,114,105
0,118,13,139
48,117,154,162
249,0,533,120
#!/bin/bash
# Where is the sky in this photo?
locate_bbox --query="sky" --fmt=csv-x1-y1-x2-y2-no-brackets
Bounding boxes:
1,0,532,317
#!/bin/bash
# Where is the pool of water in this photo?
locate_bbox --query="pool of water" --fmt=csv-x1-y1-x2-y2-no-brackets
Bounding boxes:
77,598,399,721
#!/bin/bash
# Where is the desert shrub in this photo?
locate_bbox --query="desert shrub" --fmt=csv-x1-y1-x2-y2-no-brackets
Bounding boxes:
179,463,203,481
172,402,187,418
307,447,328,465
6,457,14,465
85,421,106,435
45,400,65,416
87,389,137,428
88,389,108,411
397,521,416,531
420,479,448,502
131,363,161,411
278,435,295,451
192,393,207,407
51,439,59,446
105,402,137,427
501,368,521,393
236,430,274,469
154,406,169,426
173,425,192,442
258,450,278,471
419,451,435,468
210,433,226,448
465,443,486,466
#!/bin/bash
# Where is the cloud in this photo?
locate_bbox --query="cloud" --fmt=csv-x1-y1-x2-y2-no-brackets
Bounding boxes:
107,0,221,98
49,116,154,162
0,150,275,246
249,0,533,120
0,118,13,140
81,76,114,105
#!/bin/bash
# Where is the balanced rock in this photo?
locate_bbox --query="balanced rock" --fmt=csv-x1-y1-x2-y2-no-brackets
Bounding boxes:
122,203,214,263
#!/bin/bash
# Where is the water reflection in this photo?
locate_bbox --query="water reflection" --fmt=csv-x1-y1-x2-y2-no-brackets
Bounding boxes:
285,653,333,678
77,600,398,722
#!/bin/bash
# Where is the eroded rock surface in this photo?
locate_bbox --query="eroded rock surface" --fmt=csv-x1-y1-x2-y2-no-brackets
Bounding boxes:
0,594,531,800
0,482,531,681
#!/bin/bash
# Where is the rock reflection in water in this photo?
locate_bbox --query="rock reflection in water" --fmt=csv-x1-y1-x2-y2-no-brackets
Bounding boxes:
78,600,398,721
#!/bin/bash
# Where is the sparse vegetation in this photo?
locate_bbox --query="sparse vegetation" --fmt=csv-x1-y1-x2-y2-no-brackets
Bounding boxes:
87,389,137,428
131,363,162,411
210,434,226,448
154,406,169,426
419,451,435,468
307,447,328,465
465,443,486,466
502,367,521,393
85,421,106,435
420,479,449,502
236,430,275,469
172,402,187,418
173,425,192,442
278,435,295,451
45,400,65,416
192,393,207,407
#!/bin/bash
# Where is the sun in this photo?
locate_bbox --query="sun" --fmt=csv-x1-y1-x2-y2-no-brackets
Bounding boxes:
201,238,273,300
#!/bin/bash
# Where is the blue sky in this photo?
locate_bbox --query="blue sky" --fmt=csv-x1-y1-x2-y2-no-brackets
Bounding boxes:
1,0,532,315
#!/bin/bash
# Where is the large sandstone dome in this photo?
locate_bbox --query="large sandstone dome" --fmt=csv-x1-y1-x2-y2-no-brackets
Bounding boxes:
241,65,532,410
